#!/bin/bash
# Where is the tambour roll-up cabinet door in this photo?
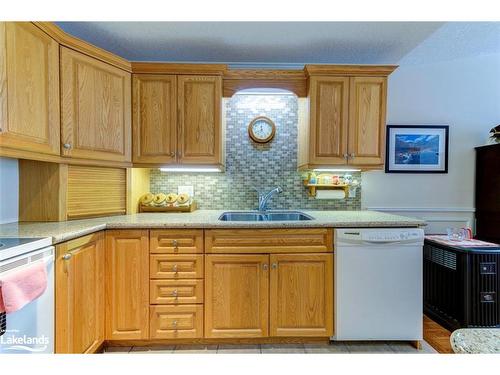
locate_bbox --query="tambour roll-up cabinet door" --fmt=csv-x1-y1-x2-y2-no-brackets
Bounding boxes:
0,22,60,156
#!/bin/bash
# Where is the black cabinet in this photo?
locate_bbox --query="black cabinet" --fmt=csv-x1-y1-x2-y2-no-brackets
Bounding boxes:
475,144,500,243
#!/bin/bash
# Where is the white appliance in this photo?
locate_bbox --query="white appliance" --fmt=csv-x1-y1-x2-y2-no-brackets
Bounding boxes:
334,228,424,341
0,238,54,354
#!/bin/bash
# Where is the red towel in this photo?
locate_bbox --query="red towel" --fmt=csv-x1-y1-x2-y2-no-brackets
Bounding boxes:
0,261,48,314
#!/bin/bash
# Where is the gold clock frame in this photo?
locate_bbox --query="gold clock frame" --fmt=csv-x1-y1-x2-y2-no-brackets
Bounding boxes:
248,116,276,143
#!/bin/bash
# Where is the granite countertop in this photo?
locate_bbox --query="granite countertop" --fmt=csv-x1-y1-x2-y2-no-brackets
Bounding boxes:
0,210,425,245
450,328,500,354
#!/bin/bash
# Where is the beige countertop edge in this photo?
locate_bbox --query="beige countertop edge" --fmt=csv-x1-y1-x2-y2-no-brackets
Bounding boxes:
0,211,426,246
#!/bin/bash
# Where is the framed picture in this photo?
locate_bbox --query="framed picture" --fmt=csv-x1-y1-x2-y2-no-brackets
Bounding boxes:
385,125,449,173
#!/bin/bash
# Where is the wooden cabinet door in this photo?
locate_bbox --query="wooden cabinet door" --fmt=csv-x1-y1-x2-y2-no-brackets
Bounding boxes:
348,76,387,166
55,232,104,353
178,75,222,165
60,47,131,163
205,254,269,338
132,74,177,164
0,22,60,156
308,76,349,166
105,230,149,340
269,253,333,337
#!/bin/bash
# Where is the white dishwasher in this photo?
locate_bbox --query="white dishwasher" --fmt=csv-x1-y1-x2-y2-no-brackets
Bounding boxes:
334,228,424,341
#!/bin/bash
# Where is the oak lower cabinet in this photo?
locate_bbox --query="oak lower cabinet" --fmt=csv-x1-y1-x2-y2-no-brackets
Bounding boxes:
55,232,104,354
105,230,149,340
204,253,333,338
60,47,131,163
0,22,60,158
269,254,333,337
149,230,205,339
205,255,269,338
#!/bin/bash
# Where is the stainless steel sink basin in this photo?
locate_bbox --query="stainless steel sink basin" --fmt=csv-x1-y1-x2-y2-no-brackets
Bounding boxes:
218,211,313,222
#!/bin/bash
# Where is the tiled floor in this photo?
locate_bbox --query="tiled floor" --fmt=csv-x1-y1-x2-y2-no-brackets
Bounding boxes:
103,341,438,354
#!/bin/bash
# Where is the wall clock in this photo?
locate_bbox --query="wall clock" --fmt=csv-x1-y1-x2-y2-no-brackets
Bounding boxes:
248,116,276,143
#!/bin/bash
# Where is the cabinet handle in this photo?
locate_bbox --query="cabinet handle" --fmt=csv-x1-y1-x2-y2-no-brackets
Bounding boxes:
62,253,72,261
172,240,178,247
172,320,178,328
263,264,268,271
63,143,72,150
349,153,355,159
343,153,349,160
271,263,278,270
170,152,175,157
172,264,178,273
172,289,178,297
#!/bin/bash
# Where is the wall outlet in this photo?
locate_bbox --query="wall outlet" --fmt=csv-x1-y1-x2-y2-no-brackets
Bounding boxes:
178,185,194,197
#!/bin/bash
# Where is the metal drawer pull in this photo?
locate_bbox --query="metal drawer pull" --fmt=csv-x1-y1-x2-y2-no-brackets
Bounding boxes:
172,264,178,272
172,289,178,297
63,253,72,261
172,320,178,329
263,264,268,271
271,263,278,270
172,240,178,247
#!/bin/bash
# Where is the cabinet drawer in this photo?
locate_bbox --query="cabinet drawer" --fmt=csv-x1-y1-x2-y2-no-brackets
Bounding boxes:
150,279,204,304
150,305,203,339
150,254,204,279
150,229,204,254
205,229,333,253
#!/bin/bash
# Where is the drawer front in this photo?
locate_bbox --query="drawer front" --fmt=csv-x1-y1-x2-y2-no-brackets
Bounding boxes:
150,254,204,279
150,305,203,339
150,229,204,254
205,228,333,254
150,279,204,304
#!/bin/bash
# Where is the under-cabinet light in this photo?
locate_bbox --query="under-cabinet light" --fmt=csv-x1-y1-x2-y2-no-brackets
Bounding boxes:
313,168,361,172
159,167,222,173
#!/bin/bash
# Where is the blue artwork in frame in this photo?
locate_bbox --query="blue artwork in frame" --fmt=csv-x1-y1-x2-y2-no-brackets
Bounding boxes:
385,125,449,173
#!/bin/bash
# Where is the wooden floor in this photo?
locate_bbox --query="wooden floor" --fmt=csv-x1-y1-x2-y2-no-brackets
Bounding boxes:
423,315,453,353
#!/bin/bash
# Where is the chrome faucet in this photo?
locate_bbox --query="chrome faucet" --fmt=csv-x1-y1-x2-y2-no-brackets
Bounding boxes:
253,186,283,211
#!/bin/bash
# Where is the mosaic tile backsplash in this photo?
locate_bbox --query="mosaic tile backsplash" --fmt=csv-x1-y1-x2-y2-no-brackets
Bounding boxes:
150,94,362,210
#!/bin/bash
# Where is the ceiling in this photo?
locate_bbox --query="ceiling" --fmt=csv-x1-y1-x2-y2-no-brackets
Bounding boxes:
56,22,446,65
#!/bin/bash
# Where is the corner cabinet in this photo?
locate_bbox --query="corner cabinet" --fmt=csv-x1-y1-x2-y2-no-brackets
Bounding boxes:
0,22,60,157
298,69,393,170
105,230,149,340
55,232,105,354
132,74,223,167
60,47,131,163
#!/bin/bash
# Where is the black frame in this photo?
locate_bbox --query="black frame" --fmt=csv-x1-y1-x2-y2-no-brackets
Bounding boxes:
385,125,449,173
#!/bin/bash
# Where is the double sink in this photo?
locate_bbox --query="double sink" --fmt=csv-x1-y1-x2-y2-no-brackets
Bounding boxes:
219,211,313,222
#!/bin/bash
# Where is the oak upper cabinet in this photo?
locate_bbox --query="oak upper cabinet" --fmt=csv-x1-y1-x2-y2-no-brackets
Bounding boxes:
302,76,349,167
205,254,269,338
0,22,60,157
269,253,333,337
132,74,177,164
105,230,149,340
55,232,104,354
178,75,222,166
60,47,131,163
348,77,387,166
